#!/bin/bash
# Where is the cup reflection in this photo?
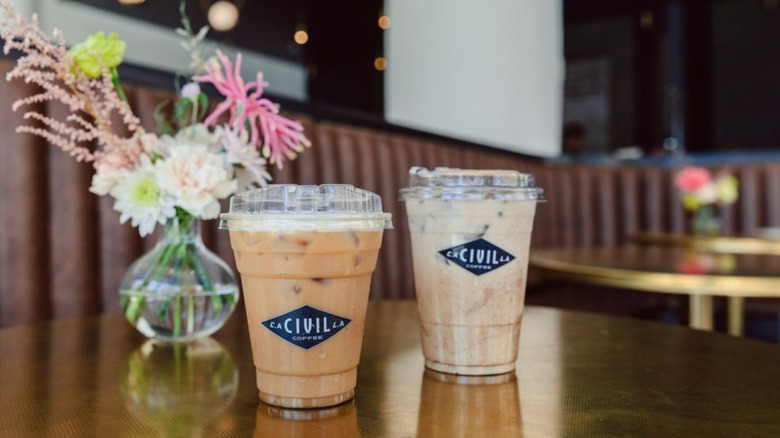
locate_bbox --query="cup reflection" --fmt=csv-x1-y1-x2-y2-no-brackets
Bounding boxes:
254,401,360,438
417,370,522,438
121,338,239,437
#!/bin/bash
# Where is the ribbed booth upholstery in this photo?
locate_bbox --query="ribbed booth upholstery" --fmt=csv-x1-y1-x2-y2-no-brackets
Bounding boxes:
2,59,780,327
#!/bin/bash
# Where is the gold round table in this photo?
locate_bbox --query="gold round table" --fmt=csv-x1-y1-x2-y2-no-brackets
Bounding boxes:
632,231,780,255
3,301,780,437
530,246,780,335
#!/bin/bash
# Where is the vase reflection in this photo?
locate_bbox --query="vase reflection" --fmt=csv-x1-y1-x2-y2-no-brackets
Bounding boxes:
675,251,737,275
253,401,361,438
417,369,523,438
121,338,239,438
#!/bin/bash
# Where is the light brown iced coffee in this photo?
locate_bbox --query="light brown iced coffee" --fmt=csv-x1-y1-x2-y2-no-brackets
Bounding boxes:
400,168,544,375
220,185,391,408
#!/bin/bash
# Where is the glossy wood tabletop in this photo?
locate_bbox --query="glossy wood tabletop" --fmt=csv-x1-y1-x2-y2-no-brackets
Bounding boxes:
2,301,780,437
530,245,780,296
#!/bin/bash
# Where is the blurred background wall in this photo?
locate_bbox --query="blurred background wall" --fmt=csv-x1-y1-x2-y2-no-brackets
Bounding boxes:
384,0,564,157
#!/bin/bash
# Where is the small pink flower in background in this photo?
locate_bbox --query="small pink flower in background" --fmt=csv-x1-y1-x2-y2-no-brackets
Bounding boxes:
674,166,712,193
194,50,311,169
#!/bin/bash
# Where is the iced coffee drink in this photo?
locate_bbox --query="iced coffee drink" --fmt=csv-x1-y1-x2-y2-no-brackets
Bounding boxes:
400,167,544,375
220,185,391,408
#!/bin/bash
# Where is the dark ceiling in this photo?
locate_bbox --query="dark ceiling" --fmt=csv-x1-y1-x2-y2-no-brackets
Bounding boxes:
69,0,305,63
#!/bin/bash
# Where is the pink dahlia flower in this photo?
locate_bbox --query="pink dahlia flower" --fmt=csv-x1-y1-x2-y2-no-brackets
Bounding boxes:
674,166,712,193
194,51,311,169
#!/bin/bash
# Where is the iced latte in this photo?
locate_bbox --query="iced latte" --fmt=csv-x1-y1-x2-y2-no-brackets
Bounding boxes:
220,185,392,408
400,167,544,375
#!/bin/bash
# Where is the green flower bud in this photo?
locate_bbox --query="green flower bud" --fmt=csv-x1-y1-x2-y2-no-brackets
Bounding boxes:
67,32,126,78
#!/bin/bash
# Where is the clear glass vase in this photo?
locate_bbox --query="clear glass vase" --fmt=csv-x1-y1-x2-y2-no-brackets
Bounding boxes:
691,205,722,236
119,215,239,342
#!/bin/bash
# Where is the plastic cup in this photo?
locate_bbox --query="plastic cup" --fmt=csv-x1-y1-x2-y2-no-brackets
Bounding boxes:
220,184,392,408
399,167,544,375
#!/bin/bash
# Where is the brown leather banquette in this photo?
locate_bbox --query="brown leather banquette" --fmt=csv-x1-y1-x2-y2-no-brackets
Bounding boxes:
2,59,780,327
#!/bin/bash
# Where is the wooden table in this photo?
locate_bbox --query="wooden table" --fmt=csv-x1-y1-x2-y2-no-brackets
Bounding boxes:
3,301,780,437
530,246,780,335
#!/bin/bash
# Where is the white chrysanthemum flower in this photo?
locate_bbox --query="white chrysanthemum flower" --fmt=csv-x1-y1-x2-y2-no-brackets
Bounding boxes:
177,124,219,148
694,182,718,204
155,144,237,219
217,125,272,190
90,163,126,196
138,133,160,155
111,156,176,237
158,124,220,157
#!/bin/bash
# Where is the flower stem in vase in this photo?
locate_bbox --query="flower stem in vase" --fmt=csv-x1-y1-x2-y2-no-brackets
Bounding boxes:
125,242,176,325
124,294,146,326
186,243,223,313
172,241,189,337
187,288,195,335
124,245,174,324
173,294,183,337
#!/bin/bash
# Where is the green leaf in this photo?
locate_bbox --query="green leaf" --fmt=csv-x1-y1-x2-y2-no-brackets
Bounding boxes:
198,93,209,120
153,100,176,136
175,98,192,127
235,100,244,119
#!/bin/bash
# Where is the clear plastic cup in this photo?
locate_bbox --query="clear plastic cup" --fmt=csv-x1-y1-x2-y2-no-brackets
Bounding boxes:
399,167,545,375
220,184,392,408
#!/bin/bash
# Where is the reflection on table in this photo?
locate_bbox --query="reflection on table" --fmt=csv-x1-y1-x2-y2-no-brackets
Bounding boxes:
417,370,521,438
121,339,238,438
254,401,360,438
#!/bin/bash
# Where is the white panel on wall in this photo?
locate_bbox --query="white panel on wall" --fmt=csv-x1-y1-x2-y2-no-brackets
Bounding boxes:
385,0,563,157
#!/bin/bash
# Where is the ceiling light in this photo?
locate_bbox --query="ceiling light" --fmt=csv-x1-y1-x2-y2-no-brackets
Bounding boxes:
294,30,309,45
378,15,391,30
118,0,145,4
208,1,240,32
374,57,387,71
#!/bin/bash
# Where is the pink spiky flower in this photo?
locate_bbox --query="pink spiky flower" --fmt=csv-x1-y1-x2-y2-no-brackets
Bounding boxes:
194,50,311,169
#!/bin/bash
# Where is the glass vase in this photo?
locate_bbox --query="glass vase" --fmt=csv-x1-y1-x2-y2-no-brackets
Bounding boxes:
691,205,722,236
119,215,239,342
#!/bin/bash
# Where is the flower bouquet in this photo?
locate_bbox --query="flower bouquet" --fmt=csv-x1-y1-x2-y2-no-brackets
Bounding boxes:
674,166,739,236
0,1,310,340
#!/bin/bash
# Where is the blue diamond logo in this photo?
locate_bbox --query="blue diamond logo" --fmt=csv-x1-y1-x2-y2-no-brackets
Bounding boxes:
439,238,516,276
261,305,351,349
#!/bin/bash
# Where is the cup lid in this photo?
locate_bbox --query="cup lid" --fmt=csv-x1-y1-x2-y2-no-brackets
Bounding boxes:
219,184,393,231
399,167,545,201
